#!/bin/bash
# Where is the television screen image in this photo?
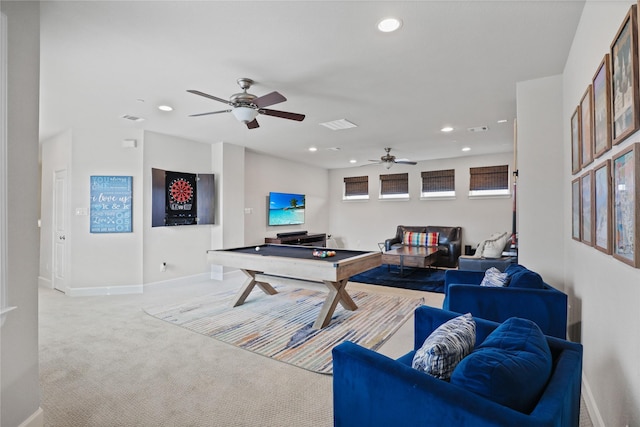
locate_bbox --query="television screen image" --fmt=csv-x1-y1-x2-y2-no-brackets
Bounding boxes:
268,192,305,226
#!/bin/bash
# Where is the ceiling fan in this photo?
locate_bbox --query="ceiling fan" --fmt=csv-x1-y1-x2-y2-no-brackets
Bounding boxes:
370,147,417,169
187,78,305,129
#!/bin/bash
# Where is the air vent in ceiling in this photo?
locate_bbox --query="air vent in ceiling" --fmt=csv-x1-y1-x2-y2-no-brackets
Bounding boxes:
121,114,145,122
319,119,358,131
467,126,488,132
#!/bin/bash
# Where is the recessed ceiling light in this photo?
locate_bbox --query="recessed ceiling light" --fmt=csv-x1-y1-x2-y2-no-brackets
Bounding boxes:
497,119,508,123
350,159,357,164
462,147,471,152
441,126,454,132
158,105,173,112
309,147,318,152
378,17,402,33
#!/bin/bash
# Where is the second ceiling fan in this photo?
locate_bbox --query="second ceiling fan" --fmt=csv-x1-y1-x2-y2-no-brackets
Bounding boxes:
187,78,305,129
370,147,417,169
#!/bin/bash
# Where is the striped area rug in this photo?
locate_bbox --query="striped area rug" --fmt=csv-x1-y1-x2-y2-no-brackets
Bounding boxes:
144,285,424,374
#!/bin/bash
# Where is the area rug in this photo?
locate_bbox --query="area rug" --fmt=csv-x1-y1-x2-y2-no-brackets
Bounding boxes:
144,285,424,375
349,265,446,293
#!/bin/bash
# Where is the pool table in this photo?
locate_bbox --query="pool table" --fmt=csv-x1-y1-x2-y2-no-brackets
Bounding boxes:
206,244,381,329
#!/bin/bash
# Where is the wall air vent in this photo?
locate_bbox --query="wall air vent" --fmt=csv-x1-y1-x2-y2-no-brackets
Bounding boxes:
121,114,145,122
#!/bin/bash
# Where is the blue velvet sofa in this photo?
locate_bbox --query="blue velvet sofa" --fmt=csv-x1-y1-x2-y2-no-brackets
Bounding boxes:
443,265,568,338
332,305,583,427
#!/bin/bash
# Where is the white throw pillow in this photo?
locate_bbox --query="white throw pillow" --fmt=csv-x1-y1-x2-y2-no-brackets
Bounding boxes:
483,232,509,258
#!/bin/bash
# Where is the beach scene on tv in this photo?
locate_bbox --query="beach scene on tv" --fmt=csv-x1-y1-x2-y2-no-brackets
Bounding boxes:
269,192,305,225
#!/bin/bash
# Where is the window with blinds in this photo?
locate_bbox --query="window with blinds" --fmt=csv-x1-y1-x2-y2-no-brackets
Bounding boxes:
343,175,369,200
421,169,455,198
379,173,409,199
469,165,510,197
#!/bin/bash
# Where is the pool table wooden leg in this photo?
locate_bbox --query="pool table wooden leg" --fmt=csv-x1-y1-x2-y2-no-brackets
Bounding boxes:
233,269,278,307
314,279,357,329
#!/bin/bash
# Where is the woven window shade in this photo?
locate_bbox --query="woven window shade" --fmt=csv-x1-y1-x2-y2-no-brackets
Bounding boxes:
344,176,369,196
469,165,509,191
421,169,455,192
380,173,409,195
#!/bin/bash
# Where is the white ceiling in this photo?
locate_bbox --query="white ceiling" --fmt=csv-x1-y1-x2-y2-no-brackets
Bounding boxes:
39,0,585,170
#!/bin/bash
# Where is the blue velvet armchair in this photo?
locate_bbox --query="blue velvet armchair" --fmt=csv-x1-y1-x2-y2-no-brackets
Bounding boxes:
332,306,583,427
443,267,568,339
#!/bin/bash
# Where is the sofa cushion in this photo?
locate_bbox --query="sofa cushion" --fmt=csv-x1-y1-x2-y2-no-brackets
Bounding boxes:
403,231,439,247
505,264,544,289
412,313,475,380
480,267,509,287
450,317,552,413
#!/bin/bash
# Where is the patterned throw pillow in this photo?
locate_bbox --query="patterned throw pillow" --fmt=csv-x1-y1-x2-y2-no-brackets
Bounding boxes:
412,313,476,380
403,231,439,247
480,267,509,287
426,232,439,246
403,231,425,246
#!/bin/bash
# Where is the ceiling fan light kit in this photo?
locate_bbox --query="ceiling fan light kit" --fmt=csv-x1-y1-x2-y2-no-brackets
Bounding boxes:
232,106,259,123
187,78,305,129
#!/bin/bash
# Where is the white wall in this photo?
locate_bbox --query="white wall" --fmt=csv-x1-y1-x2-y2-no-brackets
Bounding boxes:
516,75,565,286
69,128,144,293
244,151,330,246
560,1,640,425
142,131,214,283
328,153,514,251
1,1,42,426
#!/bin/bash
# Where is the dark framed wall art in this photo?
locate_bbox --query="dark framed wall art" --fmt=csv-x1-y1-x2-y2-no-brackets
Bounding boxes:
580,85,594,168
592,54,612,158
581,170,593,246
572,177,581,241
571,106,582,175
612,143,640,267
610,4,639,145
593,160,612,254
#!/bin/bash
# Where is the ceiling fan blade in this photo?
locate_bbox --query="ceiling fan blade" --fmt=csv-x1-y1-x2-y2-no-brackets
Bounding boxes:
246,119,260,129
395,160,417,165
259,109,305,121
187,90,231,105
188,109,231,117
253,91,286,108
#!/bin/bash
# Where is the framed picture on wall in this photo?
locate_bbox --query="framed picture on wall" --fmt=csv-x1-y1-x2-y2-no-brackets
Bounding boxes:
592,54,612,158
610,4,639,145
572,177,581,241
593,160,612,254
581,170,593,246
571,106,582,175
580,85,594,168
612,143,640,267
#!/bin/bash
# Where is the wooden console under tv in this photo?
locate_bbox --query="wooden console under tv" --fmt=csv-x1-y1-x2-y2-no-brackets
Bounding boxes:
265,232,326,247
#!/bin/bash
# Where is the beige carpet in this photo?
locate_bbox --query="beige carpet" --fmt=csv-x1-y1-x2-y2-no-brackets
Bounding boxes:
144,285,424,374
38,273,593,427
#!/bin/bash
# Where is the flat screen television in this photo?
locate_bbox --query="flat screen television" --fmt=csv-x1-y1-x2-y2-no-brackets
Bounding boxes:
268,192,305,226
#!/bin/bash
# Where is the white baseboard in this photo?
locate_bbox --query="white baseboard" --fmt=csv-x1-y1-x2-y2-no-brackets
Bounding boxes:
38,276,52,289
67,284,143,297
62,271,240,296
582,374,605,427
19,407,43,427
143,273,213,288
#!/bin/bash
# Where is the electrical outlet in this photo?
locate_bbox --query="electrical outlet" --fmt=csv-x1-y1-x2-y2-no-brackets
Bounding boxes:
160,262,167,272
